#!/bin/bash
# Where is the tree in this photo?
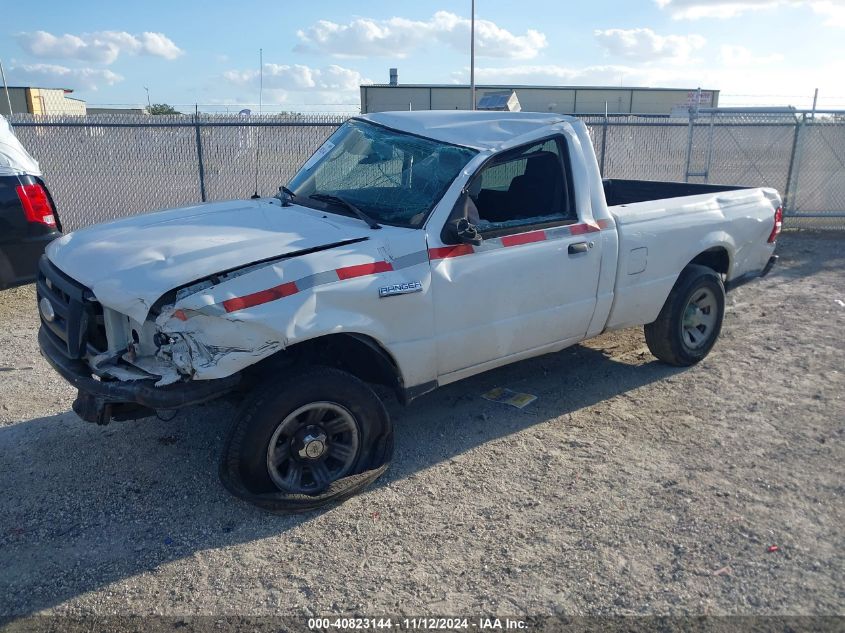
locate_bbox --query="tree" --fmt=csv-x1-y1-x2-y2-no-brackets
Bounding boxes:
147,103,179,115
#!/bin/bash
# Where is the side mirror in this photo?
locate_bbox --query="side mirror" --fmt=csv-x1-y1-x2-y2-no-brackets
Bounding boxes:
446,217,483,246
441,187,484,246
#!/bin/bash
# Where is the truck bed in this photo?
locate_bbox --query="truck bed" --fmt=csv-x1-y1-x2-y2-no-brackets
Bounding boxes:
600,179,779,333
603,179,748,207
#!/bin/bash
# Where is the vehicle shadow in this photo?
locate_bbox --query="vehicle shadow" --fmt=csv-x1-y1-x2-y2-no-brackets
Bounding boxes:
773,230,845,282
0,340,683,617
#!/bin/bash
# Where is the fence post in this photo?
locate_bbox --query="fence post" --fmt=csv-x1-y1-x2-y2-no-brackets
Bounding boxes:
599,114,608,176
194,109,207,202
783,113,805,215
703,113,715,183
683,111,696,183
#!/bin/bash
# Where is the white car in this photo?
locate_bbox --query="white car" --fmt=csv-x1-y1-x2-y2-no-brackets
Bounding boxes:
37,111,781,510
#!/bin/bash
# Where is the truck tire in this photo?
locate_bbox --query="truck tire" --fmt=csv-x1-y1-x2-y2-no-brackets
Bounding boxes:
644,264,725,367
219,366,393,513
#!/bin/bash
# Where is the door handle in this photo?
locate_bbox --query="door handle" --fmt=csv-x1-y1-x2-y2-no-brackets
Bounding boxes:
568,242,589,255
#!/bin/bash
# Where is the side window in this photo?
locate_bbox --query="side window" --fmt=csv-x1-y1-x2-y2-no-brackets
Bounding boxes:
470,138,575,234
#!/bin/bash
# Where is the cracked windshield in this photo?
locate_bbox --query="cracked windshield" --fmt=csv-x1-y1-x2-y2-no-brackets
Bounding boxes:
287,120,477,227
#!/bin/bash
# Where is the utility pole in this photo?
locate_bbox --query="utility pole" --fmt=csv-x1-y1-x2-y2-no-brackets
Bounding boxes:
470,0,476,111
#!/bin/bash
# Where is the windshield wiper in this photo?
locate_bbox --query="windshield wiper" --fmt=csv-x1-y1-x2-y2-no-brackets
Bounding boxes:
277,185,296,207
309,193,382,229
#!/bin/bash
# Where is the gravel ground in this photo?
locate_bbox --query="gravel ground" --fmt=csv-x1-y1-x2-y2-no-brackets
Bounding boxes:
0,231,843,619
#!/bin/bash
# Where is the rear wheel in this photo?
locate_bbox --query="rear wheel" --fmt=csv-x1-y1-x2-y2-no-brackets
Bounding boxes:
644,265,725,366
220,367,393,511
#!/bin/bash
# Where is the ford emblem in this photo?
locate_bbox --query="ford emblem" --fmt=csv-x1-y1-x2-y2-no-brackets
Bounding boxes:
39,297,56,322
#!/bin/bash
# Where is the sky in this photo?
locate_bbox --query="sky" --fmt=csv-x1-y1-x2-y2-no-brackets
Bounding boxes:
2,0,844,112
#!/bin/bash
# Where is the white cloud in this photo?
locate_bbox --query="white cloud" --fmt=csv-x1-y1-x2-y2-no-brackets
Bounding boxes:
454,56,845,108
594,28,706,63
223,62,371,103
295,11,547,59
811,1,845,26
655,0,783,19
719,44,784,65
135,32,183,60
225,64,318,90
656,0,845,23
8,63,124,91
15,30,184,64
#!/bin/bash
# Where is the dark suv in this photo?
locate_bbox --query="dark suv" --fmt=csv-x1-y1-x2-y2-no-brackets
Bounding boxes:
0,173,62,289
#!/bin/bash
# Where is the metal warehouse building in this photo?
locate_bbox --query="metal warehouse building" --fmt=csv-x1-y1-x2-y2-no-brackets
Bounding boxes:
1,86,87,116
360,83,719,115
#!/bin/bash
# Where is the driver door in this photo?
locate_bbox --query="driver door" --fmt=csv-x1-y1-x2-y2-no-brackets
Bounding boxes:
428,136,603,381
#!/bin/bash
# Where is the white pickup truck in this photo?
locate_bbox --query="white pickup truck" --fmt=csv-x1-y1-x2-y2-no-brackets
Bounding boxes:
37,111,781,510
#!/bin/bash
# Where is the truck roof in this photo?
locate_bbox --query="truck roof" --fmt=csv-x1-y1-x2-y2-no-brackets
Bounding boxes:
357,111,577,151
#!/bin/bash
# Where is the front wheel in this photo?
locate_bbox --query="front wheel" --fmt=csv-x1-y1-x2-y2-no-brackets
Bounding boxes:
220,367,393,512
644,264,726,367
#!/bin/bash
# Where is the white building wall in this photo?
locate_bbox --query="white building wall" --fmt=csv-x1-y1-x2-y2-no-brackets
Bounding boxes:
361,86,719,115
37,89,86,115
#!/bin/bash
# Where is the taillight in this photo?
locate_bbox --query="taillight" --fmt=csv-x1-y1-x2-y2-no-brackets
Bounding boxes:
16,183,56,228
767,206,783,244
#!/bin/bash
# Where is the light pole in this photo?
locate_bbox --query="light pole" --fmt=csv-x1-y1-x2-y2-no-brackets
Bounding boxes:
144,86,151,109
0,59,13,116
470,0,476,110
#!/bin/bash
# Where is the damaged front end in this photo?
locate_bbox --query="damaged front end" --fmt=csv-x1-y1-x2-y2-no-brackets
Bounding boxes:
37,231,380,425
36,256,287,425
86,303,284,389
38,302,281,424
151,304,284,384
97,237,369,387
38,324,244,424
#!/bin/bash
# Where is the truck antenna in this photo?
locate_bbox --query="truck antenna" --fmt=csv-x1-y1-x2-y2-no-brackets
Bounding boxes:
251,48,263,199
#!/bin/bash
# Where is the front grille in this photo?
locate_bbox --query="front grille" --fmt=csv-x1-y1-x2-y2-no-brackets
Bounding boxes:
36,256,107,359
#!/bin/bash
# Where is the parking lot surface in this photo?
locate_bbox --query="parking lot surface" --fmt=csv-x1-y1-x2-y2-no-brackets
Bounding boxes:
0,231,842,618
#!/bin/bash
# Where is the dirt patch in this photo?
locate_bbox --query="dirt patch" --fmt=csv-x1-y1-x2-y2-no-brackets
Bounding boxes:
0,231,842,617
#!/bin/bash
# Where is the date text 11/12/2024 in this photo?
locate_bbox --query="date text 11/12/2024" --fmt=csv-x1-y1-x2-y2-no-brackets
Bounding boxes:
307,617,528,630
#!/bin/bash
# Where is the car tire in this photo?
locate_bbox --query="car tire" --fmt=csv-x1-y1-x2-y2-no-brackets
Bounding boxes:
220,366,393,512
644,264,726,367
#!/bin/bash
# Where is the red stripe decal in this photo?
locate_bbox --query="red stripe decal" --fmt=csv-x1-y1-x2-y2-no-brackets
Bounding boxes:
223,281,299,313
336,260,393,280
219,218,616,313
501,230,547,247
570,223,601,235
428,245,475,260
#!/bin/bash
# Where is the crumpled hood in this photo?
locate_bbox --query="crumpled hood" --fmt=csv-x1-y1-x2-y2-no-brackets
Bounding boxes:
47,198,370,322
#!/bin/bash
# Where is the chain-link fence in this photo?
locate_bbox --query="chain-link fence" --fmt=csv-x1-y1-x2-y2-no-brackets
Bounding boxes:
8,110,845,231
8,113,344,231
788,116,845,221
583,110,845,228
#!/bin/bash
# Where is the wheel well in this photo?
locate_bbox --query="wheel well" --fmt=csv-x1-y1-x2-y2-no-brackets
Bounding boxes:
247,333,404,401
688,247,730,276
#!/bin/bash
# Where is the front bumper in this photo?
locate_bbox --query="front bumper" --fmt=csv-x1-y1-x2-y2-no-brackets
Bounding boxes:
39,327,241,424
